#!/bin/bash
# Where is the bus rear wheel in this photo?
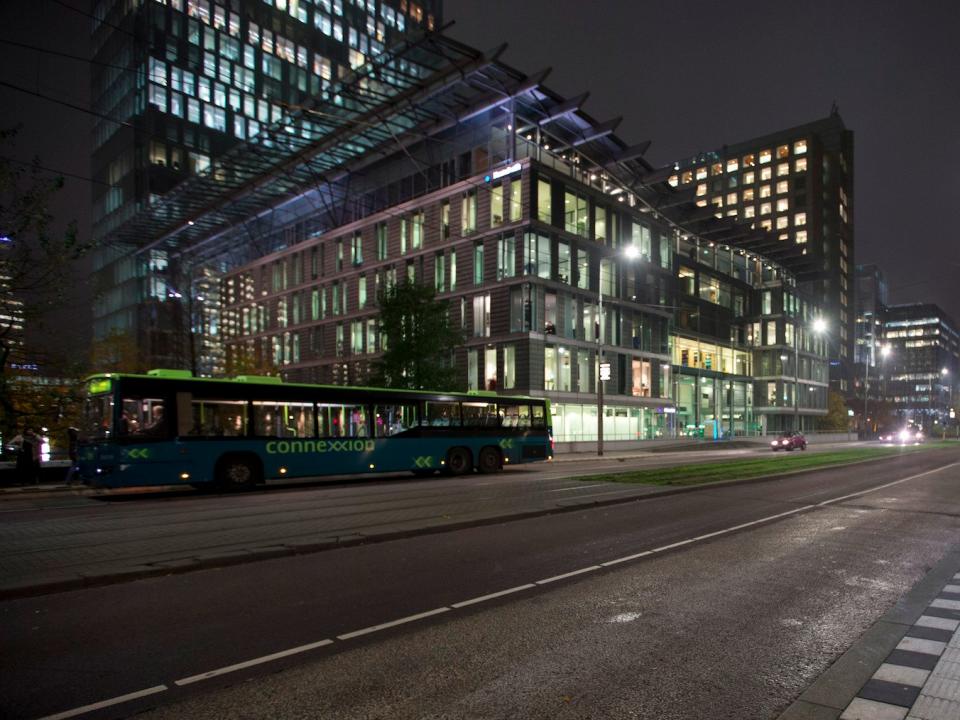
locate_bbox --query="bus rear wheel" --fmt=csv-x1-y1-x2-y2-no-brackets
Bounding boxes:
478,446,502,474
216,454,261,490
446,447,472,476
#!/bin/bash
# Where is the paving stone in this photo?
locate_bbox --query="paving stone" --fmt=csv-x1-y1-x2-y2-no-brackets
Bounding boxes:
919,676,960,702
906,626,955,643
919,606,960,622
916,616,960,632
840,697,908,720
858,678,921,708
930,599,960,611
897,637,947,656
937,591,960,602
873,663,931,688
886,650,941,671
908,694,960,720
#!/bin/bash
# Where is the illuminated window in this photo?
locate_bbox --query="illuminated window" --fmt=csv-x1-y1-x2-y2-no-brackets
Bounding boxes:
726,159,739,173
760,202,771,215
744,206,756,219
794,157,808,172
537,179,551,223
776,144,789,159
759,149,772,164
777,162,790,177
743,171,755,184
681,170,693,184
776,198,789,212
668,175,678,187
696,183,707,197
760,219,772,231
711,162,723,176
696,199,707,207
760,166,772,181
794,212,807,226
726,192,738,206
776,180,788,194
743,188,755,201
742,153,756,167
776,216,789,229
794,139,807,154
711,196,723,208
796,230,807,244
695,166,707,180
759,185,771,198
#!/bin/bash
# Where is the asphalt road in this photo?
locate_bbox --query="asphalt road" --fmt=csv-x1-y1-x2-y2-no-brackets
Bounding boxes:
0,441,873,593
2,446,960,719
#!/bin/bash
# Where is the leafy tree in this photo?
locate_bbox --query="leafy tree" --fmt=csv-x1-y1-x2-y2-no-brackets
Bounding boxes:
0,127,88,440
817,390,851,431
371,281,463,391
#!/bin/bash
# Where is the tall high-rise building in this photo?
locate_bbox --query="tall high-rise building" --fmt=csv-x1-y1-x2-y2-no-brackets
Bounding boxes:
90,0,441,369
669,113,854,392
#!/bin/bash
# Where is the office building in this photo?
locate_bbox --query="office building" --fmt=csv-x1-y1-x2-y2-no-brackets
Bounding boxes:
881,303,959,429
853,263,887,423
669,114,854,393
90,0,441,369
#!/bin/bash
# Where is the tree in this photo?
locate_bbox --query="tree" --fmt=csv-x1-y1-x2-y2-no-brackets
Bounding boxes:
0,127,88,440
371,281,463,391
817,390,850,432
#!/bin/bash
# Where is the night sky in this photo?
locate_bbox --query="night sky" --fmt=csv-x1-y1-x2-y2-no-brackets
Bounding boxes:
2,0,958,349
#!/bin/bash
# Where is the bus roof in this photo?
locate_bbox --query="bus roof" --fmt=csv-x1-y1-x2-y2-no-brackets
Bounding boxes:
84,370,546,404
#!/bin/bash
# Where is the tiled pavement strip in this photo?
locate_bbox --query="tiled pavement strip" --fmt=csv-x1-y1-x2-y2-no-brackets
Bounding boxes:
780,550,960,720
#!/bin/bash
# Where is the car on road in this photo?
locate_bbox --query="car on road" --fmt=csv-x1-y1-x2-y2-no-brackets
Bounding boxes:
770,431,807,451
878,426,924,444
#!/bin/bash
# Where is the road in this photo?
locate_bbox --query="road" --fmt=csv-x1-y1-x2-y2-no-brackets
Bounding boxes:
2,445,960,719
0,440,868,595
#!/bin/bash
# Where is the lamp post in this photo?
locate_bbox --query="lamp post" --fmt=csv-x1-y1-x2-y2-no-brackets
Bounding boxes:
941,367,950,438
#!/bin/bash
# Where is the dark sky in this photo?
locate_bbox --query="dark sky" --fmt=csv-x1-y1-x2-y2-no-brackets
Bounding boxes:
443,0,960,318
2,0,958,338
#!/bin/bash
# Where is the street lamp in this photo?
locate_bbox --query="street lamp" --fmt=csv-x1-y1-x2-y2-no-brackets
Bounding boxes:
941,367,951,436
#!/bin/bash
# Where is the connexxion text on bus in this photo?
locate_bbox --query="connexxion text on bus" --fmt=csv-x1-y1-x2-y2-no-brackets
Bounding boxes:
79,370,553,489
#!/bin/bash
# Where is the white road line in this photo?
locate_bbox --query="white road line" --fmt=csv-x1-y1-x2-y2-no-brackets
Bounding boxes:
536,566,602,585
174,639,334,686
37,685,168,720
451,584,537,608
601,550,653,567
547,485,608,493
336,607,451,639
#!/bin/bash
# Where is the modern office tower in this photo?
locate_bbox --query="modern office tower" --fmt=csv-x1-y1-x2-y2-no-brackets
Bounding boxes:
881,303,959,429
90,0,441,370
853,263,888,421
669,113,854,393
117,35,825,443
0,238,26,368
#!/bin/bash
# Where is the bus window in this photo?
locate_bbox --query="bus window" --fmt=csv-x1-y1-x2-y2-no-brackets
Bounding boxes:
426,401,460,426
462,402,499,427
119,397,168,437
531,404,546,429
322,405,369,437
83,394,114,440
374,404,418,437
499,403,531,428
188,400,248,437
253,402,315,438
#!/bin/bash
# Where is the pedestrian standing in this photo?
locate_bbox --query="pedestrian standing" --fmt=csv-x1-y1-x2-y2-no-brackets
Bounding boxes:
64,427,80,485
13,427,39,484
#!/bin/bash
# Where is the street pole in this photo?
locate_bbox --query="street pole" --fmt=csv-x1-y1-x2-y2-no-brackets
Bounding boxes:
793,322,800,432
863,351,870,435
597,291,603,457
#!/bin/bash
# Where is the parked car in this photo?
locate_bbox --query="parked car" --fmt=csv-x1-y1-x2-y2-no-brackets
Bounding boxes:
771,431,807,451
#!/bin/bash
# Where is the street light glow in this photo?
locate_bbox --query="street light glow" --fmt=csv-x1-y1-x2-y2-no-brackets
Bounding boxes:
812,317,827,334
623,244,641,260
880,344,892,358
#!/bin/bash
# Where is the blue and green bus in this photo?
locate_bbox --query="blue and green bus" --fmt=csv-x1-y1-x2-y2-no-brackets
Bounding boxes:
78,370,553,489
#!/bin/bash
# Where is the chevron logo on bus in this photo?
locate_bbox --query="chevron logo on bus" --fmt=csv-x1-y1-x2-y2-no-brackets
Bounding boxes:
498,438,514,449
123,448,151,460
413,456,434,468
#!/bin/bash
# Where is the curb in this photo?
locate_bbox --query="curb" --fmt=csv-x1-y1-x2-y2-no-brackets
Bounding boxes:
776,548,960,720
1,449,952,601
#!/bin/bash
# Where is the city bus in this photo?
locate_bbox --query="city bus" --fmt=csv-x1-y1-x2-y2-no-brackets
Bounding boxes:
78,370,553,489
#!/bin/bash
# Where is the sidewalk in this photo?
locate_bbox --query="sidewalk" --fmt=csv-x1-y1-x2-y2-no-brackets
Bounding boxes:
779,549,960,720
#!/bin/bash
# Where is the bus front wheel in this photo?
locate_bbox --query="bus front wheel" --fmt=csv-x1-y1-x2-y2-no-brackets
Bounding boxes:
216,454,261,489
478,446,502,474
446,447,472,475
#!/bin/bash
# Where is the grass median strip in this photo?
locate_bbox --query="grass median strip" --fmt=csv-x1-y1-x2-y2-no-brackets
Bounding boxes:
577,443,955,487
